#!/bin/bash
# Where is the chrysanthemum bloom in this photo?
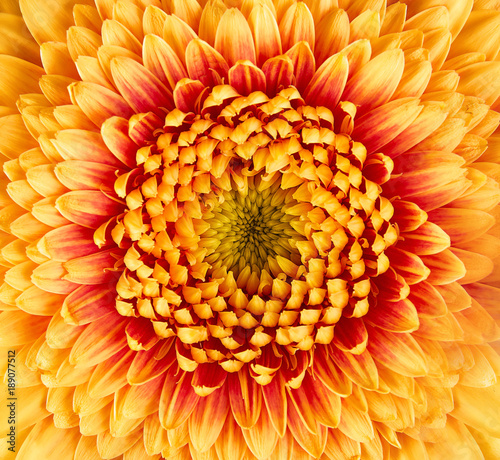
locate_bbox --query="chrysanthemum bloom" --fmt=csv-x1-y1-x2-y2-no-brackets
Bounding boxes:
1,0,500,458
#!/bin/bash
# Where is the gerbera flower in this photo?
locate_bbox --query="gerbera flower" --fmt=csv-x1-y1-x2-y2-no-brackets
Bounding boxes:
1,0,500,458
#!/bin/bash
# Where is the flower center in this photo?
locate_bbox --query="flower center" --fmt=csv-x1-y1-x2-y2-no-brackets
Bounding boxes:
99,85,399,378
201,176,302,280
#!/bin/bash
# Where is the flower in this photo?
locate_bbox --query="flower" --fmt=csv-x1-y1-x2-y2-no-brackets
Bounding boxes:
1,0,500,458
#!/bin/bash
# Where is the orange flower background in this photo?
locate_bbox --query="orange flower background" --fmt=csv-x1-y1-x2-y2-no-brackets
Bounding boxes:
1,0,500,458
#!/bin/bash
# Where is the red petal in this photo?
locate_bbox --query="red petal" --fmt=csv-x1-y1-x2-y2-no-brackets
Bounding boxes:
408,281,447,318
111,57,174,114
192,362,227,396
39,224,100,261
228,61,266,96
397,221,451,256
70,313,129,368
188,385,230,453
62,284,115,326
159,367,200,429
185,38,229,87
143,34,188,91
101,116,138,168
56,190,124,228
69,81,133,127
328,345,379,390
386,247,430,285
127,339,176,385
332,316,368,354
366,327,428,377
173,78,207,113
262,56,294,97
228,365,262,428
365,298,420,333
304,52,348,110
285,41,315,93
351,98,422,154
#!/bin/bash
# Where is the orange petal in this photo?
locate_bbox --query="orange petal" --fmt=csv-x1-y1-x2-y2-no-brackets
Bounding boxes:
365,298,419,333
66,26,102,60
228,365,262,428
63,249,121,285
122,374,166,419
88,347,135,398
143,34,188,91
304,52,348,109
241,405,279,459
342,49,405,115
315,8,350,66
54,129,123,167
16,285,64,316
100,116,138,168
199,0,227,46
189,385,229,453
367,327,428,377
127,339,176,385
69,313,129,368
159,367,200,429
68,81,133,127
144,414,170,456
111,57,174,114
32,260,78,294
185,38,229,87
329,345,379,390
279,2,315,53
285,41,315,93
261,371,287,437
214,414,247,460
452,383,500,437
17,417,80,460
313,345,352,397
228,60,266,96
325,429,361,460
428,207,494,245
62,284,115,326
0,310,50,346
163,13,197,65
215,8,256,66
248,4,282,67
351,98,422,154
287,397,328,457
55,160,120,192
56,190,124,228
337,397,374,443
420,249,467,285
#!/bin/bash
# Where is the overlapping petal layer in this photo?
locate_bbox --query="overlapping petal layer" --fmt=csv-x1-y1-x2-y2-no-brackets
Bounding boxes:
0,0,500,459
